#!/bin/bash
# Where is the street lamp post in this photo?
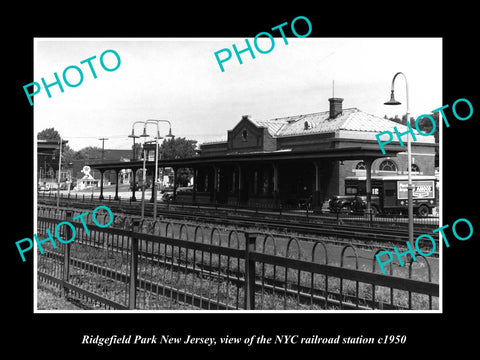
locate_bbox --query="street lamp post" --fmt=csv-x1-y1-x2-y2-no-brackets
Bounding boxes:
98,137,108,200
129,121,149,220
128,132,140,202
384,71,414,252
140,144,147,220
67,162,73,198
56,136,63,213
144,120,174,220
129,120,174,221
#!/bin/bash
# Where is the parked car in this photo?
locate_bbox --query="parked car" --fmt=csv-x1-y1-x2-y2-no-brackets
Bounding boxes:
130,180,151,191
161,191,174,202
328,195,356,213
38,183,50,192
329,195,380,214
176,186,193,194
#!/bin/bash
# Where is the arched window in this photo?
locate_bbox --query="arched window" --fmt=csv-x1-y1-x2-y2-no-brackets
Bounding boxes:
379,160,397,172
355,161,366,170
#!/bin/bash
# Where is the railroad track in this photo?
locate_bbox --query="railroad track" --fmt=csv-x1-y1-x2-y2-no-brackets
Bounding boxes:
38,198,440,252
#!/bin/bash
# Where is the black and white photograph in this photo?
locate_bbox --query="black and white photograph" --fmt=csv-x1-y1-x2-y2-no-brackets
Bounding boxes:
6,5,479,356
33,37,442,313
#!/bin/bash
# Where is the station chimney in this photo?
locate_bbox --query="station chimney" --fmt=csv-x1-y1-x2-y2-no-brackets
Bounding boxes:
328,97,343,119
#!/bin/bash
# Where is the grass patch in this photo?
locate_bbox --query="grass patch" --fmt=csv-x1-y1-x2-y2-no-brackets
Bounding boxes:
37,282,83,310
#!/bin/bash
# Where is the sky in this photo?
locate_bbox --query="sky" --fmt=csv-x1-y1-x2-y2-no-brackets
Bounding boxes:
34,37,442,151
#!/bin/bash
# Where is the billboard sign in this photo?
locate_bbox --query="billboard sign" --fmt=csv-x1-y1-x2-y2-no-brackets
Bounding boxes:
397,180,435,199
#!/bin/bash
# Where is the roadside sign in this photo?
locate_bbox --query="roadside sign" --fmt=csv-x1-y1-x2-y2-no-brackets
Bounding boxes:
397,180,435,199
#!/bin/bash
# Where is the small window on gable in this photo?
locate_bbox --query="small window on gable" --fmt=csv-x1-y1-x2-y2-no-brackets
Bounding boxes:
241,129,248,141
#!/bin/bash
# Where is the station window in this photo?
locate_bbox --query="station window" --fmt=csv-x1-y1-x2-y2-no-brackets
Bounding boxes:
355,161,366,170
379,160,397,172
411,164,420,173
385,189,396,197
346,186,358,195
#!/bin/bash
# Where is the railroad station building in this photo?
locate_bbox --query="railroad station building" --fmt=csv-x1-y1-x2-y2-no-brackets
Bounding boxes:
38,139,70,186
90,97,437,210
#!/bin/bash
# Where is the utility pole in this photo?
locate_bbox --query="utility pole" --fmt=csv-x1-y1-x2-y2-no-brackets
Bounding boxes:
98,138,108,200
99,138,109,160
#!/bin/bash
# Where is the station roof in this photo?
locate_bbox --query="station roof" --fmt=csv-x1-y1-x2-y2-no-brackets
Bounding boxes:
37,139,68,156
252,108,424,138
89,145,404,171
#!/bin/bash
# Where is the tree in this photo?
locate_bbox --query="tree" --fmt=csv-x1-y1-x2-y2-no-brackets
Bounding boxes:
37,127,74,179
415,112,440,168
386,113,439,143
159,137,198,187
415,112,439,143
159,137,197,159
176,168,192,187
73,146,103,162
385,113,439,167
37,127,61,140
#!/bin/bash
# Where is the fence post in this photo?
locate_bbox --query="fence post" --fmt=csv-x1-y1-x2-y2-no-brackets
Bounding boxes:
62,210,73,298
365,207,374,227
128,218,141,310
244,232,256,310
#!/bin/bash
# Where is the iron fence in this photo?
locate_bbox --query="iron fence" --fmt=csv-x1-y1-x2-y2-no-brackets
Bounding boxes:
37,207,439,310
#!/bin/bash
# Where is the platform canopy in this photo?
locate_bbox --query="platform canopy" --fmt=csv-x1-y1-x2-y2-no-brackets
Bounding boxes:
37,139,68,156
89,145,403,171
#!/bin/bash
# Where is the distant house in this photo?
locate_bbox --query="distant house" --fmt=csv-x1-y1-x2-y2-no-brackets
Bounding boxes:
37,139,69,183
72,149,134,185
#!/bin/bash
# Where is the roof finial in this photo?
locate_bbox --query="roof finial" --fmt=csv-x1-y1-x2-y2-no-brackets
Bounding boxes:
332,80,335,98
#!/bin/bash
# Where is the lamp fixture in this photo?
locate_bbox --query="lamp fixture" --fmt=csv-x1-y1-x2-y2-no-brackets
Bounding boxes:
384,90,402,106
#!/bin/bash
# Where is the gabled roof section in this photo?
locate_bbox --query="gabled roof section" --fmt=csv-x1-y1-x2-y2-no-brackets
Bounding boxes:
250,118,289,136
251,108,420,138
341,109,414,133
